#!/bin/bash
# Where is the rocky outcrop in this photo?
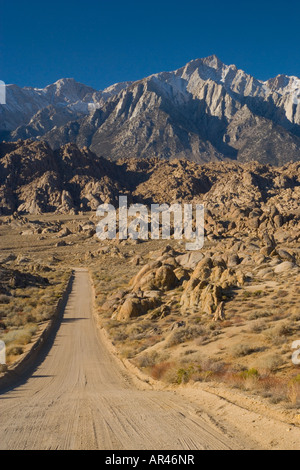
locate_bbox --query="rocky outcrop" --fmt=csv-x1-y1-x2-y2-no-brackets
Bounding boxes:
1,140,300,224
0,266,49,295
180,256,245,316
130,261,179,292
105,254,182,322
0,140,122,215
115,294,162,321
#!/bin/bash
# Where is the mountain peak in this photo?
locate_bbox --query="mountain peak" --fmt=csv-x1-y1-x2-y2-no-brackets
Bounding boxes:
2,57,300,167
54,78,77,85
47,78,96,93
265,73,300,96
202,54,224,69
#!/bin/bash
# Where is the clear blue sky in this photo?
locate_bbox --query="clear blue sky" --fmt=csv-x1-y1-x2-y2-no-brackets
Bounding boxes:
1,0,300,90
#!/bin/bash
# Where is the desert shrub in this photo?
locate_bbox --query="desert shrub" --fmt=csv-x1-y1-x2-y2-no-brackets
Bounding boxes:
192,369,214,383
291,312,300,322
109,325,129,343
179,352,224,373
221,371,245,389
1,322,38,348
6,345,24,356
30,305,54,322
274,322,293,336
231,343,259,358
0,295,10,304
290,374,300,384
254,376,289,404
183,349,198,356
287,382,300,407
5,311,42,327
163,366,181,384
243,290,263,298
265,322,294,344
24,324,38,336
5,314,24,328
239,368,259,380
176,366,198,384
135,351,160,368
248,310,273,320
200,358,226,375
276,290,289,298
249,320,267,333
151,362,172,380
167,325,207,347
126,321,153,339
120,348,135,359
257,354,284,372
242,291,252,299
2,329,32,346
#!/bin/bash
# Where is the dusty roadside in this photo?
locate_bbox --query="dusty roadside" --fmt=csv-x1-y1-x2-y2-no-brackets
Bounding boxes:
0,269,243,450
0,272,74,391
92,272,300,450
99,324,300,450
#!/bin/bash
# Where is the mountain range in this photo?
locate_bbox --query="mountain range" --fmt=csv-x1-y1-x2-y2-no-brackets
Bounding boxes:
1,55,300,165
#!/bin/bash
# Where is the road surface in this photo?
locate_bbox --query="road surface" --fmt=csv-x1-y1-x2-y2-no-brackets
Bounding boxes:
0,269,241,450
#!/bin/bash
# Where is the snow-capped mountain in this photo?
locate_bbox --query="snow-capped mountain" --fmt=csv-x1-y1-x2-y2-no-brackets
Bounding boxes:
1,56,300,165
0,78,131,139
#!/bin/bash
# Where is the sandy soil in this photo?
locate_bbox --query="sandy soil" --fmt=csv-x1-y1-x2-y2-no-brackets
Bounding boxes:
0,268,298,450
100,307,300,451
0,269,244,450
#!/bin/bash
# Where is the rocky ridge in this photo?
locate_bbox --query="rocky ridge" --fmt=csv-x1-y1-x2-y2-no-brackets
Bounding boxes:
2,56,300,164
0,140,300,218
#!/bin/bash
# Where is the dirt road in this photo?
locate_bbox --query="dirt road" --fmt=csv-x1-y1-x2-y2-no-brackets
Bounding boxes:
0,269,246,450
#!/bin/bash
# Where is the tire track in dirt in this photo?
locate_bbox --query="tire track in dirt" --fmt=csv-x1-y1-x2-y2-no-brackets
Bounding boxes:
0,268,242,450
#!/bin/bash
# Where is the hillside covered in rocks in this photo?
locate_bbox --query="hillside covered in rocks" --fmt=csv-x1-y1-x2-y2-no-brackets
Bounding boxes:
0,139,300,220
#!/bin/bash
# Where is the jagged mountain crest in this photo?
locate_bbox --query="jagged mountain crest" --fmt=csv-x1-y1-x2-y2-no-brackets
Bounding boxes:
1,56,300,164
0,78,130,137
